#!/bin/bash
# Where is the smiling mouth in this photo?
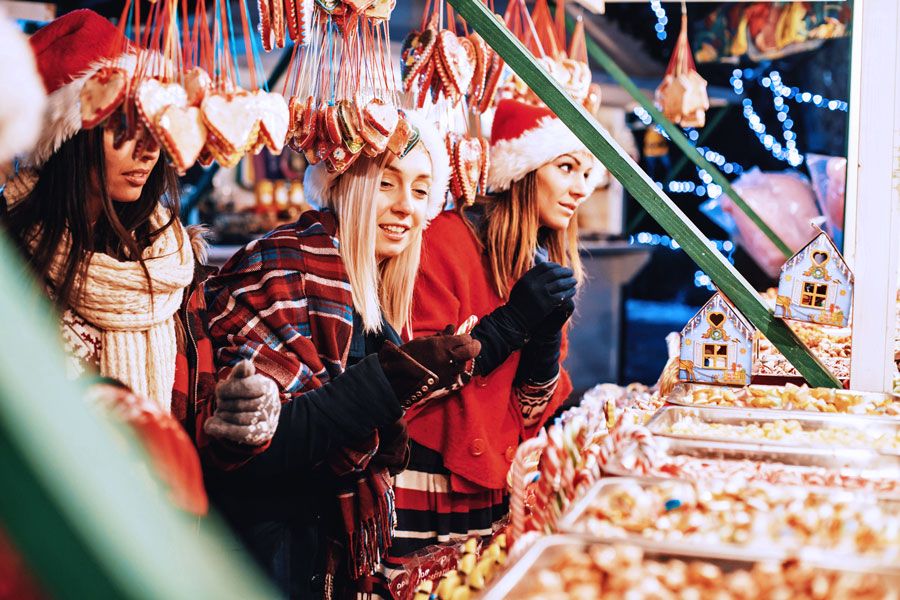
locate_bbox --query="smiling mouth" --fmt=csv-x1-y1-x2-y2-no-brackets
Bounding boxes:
379,224,409,237
123,170,151,185
560,202,577,212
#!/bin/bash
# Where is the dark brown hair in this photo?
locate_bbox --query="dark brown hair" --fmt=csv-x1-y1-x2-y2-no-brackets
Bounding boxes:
3,127,180,308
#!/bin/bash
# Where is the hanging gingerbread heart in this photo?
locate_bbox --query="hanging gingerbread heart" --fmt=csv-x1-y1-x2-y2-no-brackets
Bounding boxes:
135,79,188,133
401,24,437,92
436,30,474,101
81,66,129,129
201,91,259,154
467,34,489,105
337,100,364,154
258,0,274,51
455,137,482,206
155,105,208,175
386,115,414,156
344,0,375,13
296,97,319,149
413,59,436,109
255,91,290,153
477,136,490,193
478,52,503,114
323,103,343,145
363,99,398,138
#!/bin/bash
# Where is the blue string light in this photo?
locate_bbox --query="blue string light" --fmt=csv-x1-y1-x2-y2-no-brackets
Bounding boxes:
650,1,668,41
629,233,736,290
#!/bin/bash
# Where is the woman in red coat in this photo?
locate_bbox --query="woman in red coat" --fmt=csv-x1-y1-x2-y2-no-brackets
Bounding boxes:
388,99,605,560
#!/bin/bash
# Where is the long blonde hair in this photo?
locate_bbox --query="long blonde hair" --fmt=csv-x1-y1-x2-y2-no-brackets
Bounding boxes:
323,155,423,335
478,171,583,298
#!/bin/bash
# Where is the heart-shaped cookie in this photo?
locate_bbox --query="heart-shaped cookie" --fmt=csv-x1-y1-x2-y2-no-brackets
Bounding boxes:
454,137,482,206
155,105,208,174
255,91,290,154
295,97,319,149
401,18,438,90
386,115,413,156
359,118,388,154
467,34,489,107
437,30,474,101
324,103,343,145
413,60,436,109
201,92,259,154
184,67,212,107
478,136,490,193
81,66,128,129
478,52,503,114
135,79,188,132
271,0,285,49
288,95,304,136
338,100,364,154
363,99,398,137
258,0,274,51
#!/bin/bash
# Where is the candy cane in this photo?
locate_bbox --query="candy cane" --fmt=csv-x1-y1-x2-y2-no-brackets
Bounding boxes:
508,433,547,542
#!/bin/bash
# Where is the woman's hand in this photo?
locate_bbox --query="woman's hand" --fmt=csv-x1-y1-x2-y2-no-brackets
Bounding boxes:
378,331,481,409
204,360,281,446
507,261,577,325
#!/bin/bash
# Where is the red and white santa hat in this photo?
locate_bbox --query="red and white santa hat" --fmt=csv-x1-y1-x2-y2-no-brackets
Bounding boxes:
304,109,450,221
25,9,135,169
487,99,605,193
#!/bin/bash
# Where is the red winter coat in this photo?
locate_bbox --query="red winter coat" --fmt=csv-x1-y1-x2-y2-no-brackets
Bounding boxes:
406,211,572,492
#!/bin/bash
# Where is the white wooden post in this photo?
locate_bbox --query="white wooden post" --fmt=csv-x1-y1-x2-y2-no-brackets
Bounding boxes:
844,0,900,392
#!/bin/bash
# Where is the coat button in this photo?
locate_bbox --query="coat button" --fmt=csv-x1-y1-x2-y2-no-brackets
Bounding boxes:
470,438,486,456
477,377,488,388
427,377,435,385
505,446,516,461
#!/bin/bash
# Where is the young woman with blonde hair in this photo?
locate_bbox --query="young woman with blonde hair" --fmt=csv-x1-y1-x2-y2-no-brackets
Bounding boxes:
389,99,604,558
202,112,480,598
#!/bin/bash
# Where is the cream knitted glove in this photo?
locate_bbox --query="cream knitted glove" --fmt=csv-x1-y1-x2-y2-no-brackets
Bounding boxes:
204,360,281,446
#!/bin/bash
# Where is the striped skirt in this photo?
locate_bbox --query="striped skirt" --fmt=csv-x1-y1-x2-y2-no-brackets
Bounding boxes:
380,441,508,584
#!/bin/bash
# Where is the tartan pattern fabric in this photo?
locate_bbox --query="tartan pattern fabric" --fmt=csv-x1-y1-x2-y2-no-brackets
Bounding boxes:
204,210,354,391
203,210,396,583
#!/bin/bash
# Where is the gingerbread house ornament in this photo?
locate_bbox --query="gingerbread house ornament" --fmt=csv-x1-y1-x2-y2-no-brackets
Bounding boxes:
773,232,853,327
679,292,755,386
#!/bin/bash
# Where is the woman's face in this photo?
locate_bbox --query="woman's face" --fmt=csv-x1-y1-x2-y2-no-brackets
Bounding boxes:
102,127,161,203
374,143,432,261
534,150,594,231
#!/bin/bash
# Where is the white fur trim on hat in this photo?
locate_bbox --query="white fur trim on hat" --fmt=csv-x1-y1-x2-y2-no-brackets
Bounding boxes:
488,115,606,193
0,13,46,165
302,109,450,222
25,53,138,169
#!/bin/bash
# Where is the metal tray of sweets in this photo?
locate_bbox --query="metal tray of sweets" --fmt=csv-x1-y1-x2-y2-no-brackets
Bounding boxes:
479,535,900,600
556,476,900,564
666,383,900,422
646,405,900,456
602,436,900,500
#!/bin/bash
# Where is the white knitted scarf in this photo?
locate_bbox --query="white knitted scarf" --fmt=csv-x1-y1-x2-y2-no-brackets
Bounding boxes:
43,206,195,413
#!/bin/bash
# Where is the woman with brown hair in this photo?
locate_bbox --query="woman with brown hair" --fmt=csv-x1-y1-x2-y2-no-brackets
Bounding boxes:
1,10,277,512
388,99,603,561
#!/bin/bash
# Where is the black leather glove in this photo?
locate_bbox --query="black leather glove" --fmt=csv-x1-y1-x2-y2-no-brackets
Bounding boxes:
378,331,481,409
516,297,575,384
471,262,576,377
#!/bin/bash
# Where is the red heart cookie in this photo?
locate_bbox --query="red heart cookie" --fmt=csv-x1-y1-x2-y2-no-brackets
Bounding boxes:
454,137,482,206
467,34,489,107
401,17,438,90
364,0,394,20
324,103,342,145
80,66,128,129
337,100,364,154
295,97,319,149
437,30,474,101
478,51,503,114
386,115,413,156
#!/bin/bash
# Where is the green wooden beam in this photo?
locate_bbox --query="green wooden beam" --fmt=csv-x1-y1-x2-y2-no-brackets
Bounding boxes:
0,232,274,599
567,10,793,259
449,0,839,388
